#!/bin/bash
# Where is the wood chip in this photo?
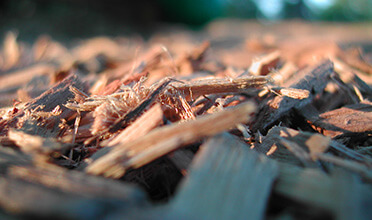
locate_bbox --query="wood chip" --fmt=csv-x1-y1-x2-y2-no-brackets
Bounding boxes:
254,126,330,167
253,60,334,132
85,102,256,178
308,102,372,137
0,168,147,218
105,103,163,147
166,133,278,220
275,164,372,220
25,73,86,119
172,76,270,100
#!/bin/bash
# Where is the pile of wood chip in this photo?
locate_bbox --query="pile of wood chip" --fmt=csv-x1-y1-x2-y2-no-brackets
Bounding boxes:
0,21,371,219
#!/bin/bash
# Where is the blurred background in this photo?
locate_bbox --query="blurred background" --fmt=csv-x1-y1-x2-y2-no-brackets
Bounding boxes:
0,0,371,42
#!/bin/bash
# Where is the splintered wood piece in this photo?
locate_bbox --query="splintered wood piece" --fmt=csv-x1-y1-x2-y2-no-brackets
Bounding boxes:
253,60,334,132
8,129,67,154
165,133,278,220
108,78,167,130
249,50,280,76
85,102,256,178
172,76,270,100
308,102,372,137
275,165,372,220
1,103,67,139
25,73,85,119
254,126,330,167
161,90,195,121
104,103,163,147
85,78,172,143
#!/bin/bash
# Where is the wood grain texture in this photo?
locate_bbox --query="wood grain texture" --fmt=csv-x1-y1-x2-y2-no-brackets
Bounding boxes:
165,133,278,220
309,102,372,137
275,164,372,220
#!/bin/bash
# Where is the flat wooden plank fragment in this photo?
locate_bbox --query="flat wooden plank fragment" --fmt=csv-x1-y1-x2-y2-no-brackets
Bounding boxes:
165,133,278,220
85,102,256,178
80,103,164,169
275,165,372,220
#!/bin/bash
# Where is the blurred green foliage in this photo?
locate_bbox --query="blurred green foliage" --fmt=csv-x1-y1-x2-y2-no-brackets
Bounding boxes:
160,0,372,24
1,0,371,26
0,0,371,41
320,0,372,21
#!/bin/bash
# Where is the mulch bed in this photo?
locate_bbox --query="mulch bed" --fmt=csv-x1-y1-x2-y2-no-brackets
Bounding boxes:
0,21,371,219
